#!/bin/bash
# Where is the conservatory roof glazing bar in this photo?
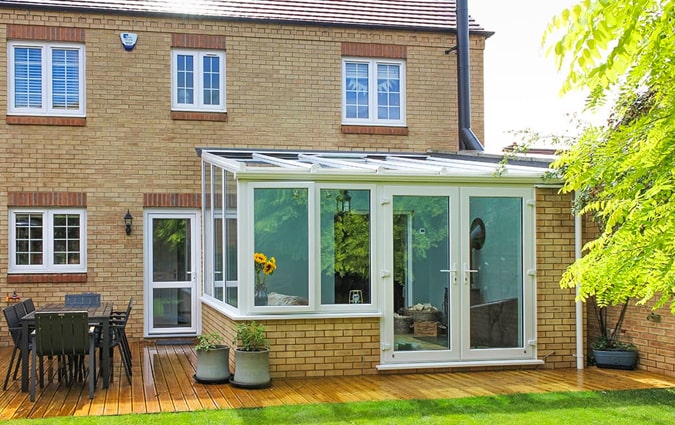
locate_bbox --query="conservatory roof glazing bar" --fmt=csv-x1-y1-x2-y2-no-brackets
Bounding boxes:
197,149,556,183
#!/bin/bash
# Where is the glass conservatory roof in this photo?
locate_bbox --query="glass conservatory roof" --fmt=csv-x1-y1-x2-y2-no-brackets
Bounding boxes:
198,149,558,184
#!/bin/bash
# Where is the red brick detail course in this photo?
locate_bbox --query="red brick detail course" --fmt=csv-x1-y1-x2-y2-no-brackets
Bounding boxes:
143,193,201,208
7,273,87,284
171,34,227,49
341,43,407,59
8,192,87,207
7,24,85,42
7,116,87,126
171,111,228,122
342,125,409,136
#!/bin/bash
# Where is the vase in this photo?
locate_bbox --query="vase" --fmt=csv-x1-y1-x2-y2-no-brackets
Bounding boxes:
255,287,268,306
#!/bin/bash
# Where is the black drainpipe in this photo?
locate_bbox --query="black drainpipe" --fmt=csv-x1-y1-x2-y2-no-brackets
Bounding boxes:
456,0,484,151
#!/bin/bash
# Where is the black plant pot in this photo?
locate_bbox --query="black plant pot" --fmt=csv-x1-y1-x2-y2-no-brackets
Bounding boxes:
592,349,638,370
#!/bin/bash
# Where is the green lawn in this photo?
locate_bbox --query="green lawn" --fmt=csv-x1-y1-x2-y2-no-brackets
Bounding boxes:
8,388,675,424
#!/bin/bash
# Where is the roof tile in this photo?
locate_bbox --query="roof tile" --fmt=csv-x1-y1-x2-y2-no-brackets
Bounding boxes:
0,0,486,32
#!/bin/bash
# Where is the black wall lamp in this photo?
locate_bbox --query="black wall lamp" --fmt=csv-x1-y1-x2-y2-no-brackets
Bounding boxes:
124,210,133,235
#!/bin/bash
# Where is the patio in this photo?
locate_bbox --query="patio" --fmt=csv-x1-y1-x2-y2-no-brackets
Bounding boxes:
1,342,674,420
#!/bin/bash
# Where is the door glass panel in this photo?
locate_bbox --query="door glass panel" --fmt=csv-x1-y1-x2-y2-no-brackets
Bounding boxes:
393,195,450,352
152,218,190,282
150,216,194,333
469,197,523,349
152,288,192,328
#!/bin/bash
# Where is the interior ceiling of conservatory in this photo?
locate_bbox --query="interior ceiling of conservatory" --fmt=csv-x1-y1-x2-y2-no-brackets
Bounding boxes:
198,149,557,183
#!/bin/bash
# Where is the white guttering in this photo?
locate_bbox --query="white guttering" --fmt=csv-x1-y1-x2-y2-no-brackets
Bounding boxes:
575,191,584,369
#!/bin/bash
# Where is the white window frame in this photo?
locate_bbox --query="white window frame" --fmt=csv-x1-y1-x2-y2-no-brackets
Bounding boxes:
9,209,87,273
171,49,226,112
8,41,86,117
342,57,406,127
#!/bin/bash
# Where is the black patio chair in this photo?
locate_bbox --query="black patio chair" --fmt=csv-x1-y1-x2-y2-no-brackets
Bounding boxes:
30,311,96,401
2,303,39,390
100,297,133,385
64,293,101,308
23,298,35,314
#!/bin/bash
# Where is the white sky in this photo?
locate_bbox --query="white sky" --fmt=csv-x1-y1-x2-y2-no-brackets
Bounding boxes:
469,0,587,152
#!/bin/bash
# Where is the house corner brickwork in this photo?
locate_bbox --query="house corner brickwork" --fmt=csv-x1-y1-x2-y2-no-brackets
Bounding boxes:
535,188,579,369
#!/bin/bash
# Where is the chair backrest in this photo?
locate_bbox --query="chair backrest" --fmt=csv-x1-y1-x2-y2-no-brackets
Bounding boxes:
23,298,36,314
112,297,133,330
34,312,90,356
64,293,101,308
2,304,22,346
14,301,28,318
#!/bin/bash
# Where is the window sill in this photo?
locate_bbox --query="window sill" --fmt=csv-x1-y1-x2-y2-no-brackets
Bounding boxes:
342,125,408,136
201,296,382,321
7,273,87,284
7,116,86,126
171,111,228,122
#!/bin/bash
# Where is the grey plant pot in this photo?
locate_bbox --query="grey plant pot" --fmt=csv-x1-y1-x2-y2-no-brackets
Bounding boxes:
231,348,271,389
194,345,231,383
593,349,638,370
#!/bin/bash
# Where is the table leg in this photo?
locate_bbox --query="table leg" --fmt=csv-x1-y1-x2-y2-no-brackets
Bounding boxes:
101,319,110,388
20,321,29,392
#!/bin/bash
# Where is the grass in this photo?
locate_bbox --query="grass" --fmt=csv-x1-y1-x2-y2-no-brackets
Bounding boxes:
7,388,675,424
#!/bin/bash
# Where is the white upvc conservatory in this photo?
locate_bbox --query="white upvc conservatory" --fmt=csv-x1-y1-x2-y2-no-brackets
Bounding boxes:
199,149,556,367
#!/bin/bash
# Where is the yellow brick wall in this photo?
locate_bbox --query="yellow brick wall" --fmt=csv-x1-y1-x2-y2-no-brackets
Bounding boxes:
0,8,485,347
535,188,579,369
202,304,380,378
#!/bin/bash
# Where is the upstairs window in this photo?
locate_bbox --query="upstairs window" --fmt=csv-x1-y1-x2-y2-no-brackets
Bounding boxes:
342,58,406,126
9,209,87,273
8,42,85,116
171,49,226,112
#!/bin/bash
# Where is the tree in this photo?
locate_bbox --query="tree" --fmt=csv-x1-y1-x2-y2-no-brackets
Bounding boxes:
544,0,675,312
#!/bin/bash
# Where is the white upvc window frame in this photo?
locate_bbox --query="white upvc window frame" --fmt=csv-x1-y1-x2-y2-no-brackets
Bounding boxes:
342,57,406,127
9,208,87,274
171,49,226,112
8,41,86,117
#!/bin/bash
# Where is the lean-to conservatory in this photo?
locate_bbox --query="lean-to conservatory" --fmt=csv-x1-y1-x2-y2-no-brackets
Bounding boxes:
199,149,561,372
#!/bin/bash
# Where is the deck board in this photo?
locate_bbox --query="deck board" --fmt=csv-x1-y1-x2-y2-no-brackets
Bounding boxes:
1,343,674,420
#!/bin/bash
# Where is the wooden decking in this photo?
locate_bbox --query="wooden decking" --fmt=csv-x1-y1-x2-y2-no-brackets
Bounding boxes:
1,342,674,420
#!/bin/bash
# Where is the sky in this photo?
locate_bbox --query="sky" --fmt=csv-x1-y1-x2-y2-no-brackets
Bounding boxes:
469,0,588,152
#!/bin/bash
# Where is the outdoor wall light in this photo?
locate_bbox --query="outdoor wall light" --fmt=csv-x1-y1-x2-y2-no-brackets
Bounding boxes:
124,210,133,235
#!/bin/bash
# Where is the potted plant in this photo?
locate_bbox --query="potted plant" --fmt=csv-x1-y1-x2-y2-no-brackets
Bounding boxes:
231,321,271,388
194,332,231,383
590,298,638,370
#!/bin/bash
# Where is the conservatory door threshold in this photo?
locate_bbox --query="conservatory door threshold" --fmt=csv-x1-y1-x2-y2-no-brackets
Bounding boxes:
376,359,544,371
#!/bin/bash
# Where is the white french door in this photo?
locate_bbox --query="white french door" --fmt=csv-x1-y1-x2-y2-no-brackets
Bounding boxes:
381,186,536,365
144,211,200,336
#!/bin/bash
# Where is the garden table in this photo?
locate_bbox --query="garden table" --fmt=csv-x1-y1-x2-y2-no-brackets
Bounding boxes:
19,302,113,392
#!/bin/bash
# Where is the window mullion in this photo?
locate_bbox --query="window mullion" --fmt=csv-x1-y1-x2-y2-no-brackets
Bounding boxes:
369,60,377,123
44,47,53,114
44,211,55,268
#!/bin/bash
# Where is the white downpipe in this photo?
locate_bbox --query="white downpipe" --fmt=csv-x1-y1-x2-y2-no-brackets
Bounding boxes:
574,192,584,369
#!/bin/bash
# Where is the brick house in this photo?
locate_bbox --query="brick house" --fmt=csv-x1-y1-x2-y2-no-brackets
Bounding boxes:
0,0,671,379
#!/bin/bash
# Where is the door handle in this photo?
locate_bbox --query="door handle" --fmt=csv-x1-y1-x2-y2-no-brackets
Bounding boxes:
463,263,478,285
440,265,458,285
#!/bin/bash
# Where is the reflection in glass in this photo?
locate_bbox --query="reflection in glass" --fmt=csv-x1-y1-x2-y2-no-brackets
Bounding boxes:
392,196,450,352
152,218,190,282
152,288,192,328
253,188,308,306
469,197,523,349
320,189,371,304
